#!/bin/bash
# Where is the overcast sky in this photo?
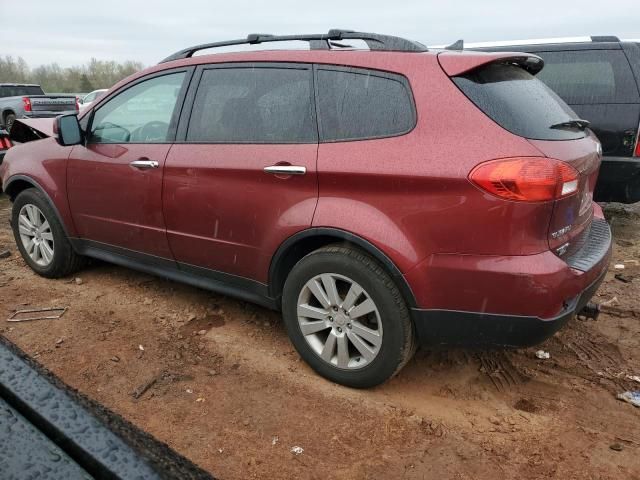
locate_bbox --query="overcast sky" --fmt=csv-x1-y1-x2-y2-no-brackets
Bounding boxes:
1,0,638,67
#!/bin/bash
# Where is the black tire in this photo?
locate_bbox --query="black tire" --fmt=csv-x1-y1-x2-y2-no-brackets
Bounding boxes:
282,245,415,388
4,112,15,132
11,188,86,278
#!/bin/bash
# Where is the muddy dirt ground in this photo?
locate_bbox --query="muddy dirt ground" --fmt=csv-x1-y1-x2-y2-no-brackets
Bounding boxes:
1,194,639,479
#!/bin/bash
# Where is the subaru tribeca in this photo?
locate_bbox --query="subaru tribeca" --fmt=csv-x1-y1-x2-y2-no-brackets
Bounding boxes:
0,30,611,388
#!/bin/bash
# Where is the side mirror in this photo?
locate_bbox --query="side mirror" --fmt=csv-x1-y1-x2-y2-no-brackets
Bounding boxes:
54,114,82,146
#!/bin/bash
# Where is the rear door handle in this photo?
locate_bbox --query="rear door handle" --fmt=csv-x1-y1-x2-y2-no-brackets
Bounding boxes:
130,159,159,170
263,165,306,175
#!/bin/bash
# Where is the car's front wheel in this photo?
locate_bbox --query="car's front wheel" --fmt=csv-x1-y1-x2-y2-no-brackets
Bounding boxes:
11,188,85,278
282,245,415,388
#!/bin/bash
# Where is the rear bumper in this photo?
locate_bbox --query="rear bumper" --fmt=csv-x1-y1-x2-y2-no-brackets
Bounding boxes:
406,215,612,347
410,268,606,347
594,155,640,203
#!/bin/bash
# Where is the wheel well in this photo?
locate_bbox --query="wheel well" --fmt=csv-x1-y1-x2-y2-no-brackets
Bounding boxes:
268,230,417,309
4,179,34,201
2,109,15,122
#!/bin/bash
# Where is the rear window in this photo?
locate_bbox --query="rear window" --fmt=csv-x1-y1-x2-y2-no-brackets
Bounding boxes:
316,68,416,142
535,50,639,104
0,85,45,97
453,63,586,140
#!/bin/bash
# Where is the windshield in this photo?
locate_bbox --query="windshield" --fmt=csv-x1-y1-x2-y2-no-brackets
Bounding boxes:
0,85,45,97
453,63,586,140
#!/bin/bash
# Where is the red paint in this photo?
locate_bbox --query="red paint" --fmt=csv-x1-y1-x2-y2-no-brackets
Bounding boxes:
163,144,318,282
404,205,609,318
67,143,174,258
437,50,543,76
0,47,610,325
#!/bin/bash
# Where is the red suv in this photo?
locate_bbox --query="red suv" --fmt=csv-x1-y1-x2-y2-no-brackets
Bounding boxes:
0,31,611,387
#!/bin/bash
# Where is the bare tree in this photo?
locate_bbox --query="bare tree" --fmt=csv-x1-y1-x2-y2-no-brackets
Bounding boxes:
0,56,144,92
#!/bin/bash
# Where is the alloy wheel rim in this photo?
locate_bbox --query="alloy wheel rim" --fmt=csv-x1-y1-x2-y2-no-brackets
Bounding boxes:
18,204,55,267
297,273,383,370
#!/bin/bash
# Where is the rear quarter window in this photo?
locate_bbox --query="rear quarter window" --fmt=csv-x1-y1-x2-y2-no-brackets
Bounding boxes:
0,85,45,97
316,67,416,142
534,50,639,104
453,63,586,140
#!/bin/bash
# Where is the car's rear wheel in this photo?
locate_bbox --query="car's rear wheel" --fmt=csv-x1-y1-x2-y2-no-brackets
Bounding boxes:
4,113,16,132
282,245,415,388
11,188,85,278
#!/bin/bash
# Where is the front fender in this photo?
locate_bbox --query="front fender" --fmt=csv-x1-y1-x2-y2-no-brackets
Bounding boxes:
1,137,76,237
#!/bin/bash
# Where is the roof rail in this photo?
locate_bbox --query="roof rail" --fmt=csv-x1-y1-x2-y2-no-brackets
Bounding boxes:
444,39,464,51
159,29,428,63
433,36,622,49
590,35,620,42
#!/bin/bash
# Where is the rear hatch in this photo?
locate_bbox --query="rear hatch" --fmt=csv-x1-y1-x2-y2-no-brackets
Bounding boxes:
528,137,601,257
440,51,602,260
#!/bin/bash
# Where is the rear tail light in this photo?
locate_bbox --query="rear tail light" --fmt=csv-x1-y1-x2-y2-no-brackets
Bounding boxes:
75,97,80,111
0,134,11,150
22,97,32,112
634,130,640,157
469,157,580,202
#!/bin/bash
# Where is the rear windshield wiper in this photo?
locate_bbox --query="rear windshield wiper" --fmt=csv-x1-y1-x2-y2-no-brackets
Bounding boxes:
549,119,590,131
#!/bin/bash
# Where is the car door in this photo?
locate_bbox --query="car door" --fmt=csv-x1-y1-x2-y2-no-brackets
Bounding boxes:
68,69,192,258
163,63,318,284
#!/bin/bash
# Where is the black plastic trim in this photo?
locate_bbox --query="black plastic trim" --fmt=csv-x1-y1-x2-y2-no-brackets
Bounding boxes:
268,227,417,308
160,30,427,63
0,337,213,479
471,42,623,53
411,268,607,347
70,238,277,310
0,397,91,478
564,218,611,272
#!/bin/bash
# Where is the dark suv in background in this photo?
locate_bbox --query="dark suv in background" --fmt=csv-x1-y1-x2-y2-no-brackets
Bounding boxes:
474,36,640,203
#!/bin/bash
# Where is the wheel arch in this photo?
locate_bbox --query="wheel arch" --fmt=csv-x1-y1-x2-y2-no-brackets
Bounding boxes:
2,108,15,118
4,175,71,238
269,228,417,309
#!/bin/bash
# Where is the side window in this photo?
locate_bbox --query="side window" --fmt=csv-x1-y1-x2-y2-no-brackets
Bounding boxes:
83,92,96,102
535,50,639,104
316,68,416,142
89,72,186,143
186,67,316,143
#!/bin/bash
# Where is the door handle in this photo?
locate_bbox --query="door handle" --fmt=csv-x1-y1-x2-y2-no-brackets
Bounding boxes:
130,159,159,170
263,165,306,176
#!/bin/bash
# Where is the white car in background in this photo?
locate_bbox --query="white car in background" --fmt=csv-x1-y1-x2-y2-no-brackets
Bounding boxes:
79,89,108,108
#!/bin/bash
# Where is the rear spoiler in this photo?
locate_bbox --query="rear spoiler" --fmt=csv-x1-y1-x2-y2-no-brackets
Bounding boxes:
437,51,544,76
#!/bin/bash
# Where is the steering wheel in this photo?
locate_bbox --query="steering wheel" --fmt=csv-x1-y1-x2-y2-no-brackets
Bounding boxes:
93,122,130,142
135,121,170,142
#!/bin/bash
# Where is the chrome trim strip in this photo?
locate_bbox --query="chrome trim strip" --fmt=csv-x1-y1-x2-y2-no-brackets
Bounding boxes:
263,165,306,175
129,160,159,169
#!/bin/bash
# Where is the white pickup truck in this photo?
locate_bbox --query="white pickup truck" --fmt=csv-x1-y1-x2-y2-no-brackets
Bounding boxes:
0,83,78,131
